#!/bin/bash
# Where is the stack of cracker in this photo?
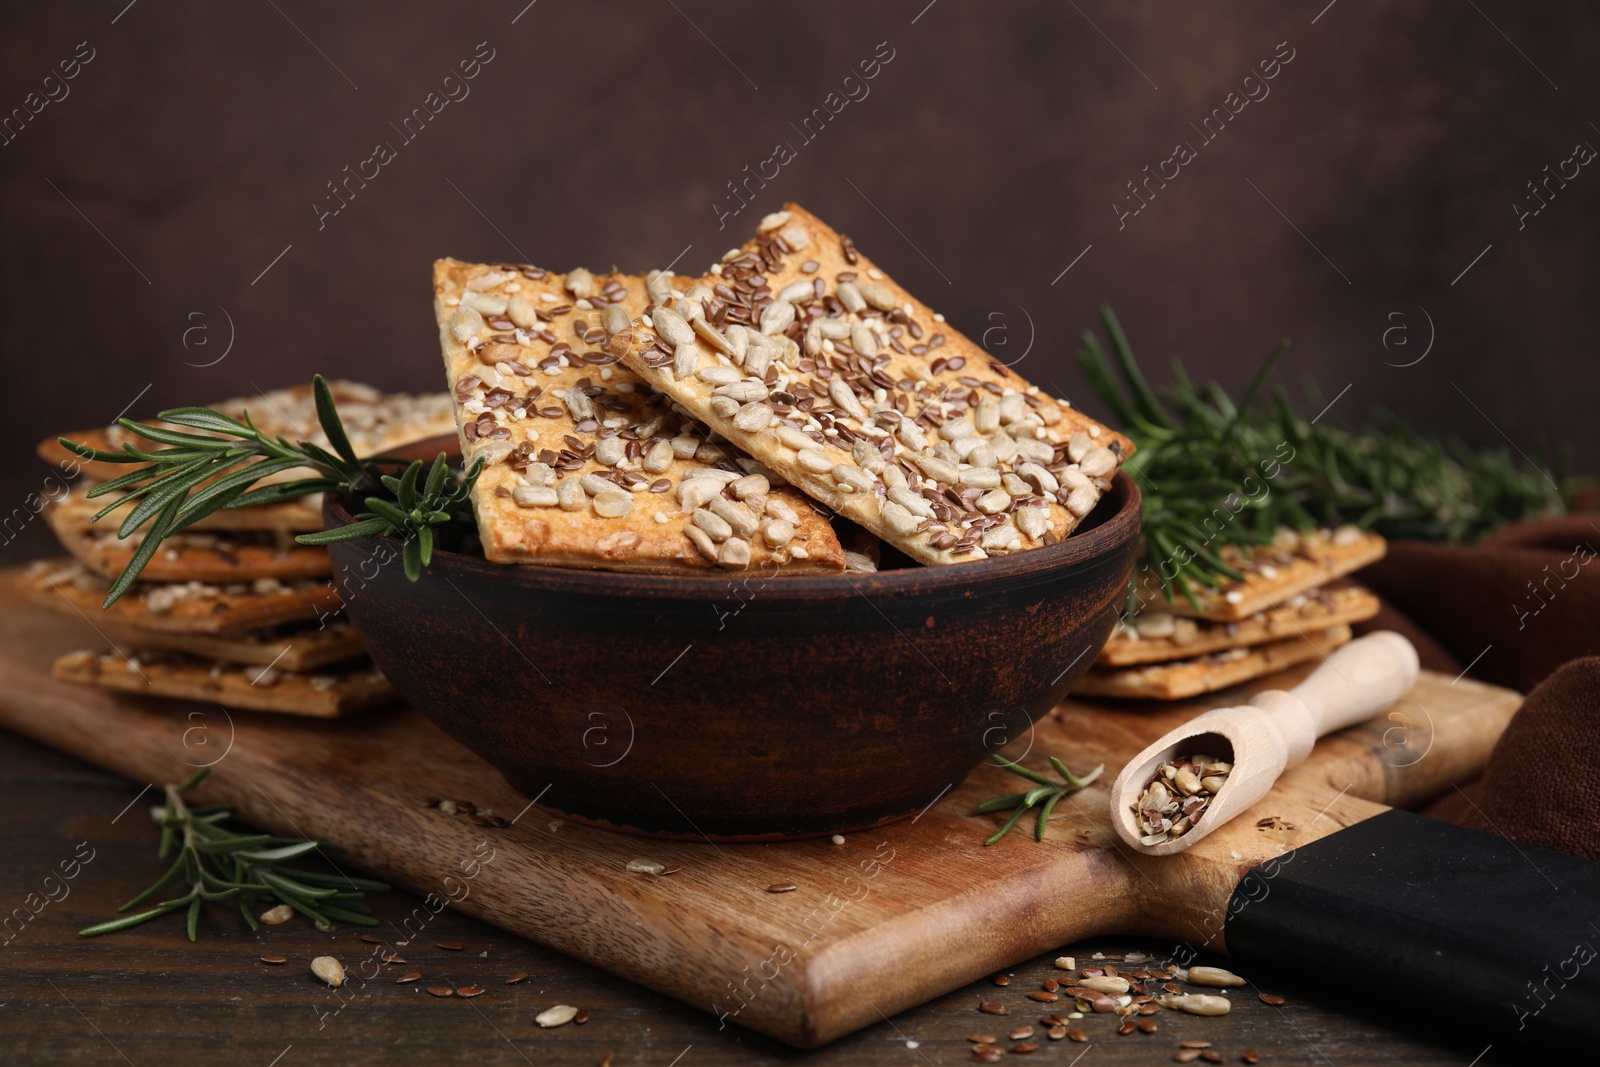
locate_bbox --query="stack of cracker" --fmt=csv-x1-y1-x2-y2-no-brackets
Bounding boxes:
1076,525,1388,700
26,381,456,718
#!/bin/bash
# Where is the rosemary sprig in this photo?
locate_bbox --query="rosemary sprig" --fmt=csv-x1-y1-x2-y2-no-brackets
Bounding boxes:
57,374,482,605
1078,305,1569,607
79,767,389,941
977,754,1104,845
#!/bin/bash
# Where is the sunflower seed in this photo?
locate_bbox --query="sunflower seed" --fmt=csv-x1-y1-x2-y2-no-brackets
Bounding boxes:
1079,976,1129,995
699,366,743,384
1158,993,1231,1016
672,342,699,380
1080,446,1117,477
536,1004,580,1027
1188,966,1245,988
693,509,734,542
685,524,719,562
709,496,759,537
642,440,675,473
880,501,919,536
450,307,485,344
856,280,898,310
797,449,833,474
759,300,796,335
851,323,880,358
460,290,508,316
260,903,294,925
512,485,559,508
565,267,597,298
778,280,813,303
310,956,346,987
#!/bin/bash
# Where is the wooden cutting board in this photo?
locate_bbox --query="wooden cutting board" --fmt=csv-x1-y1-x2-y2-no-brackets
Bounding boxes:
0,566,1520,1048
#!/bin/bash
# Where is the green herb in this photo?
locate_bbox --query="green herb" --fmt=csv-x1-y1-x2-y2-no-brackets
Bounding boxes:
79,767,388,941
1078,305,1568,608
977,754,1104,845
57,374,482,606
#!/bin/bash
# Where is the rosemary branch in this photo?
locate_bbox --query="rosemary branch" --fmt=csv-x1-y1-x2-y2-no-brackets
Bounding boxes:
79,767,388,941
977,754,1104,845
1077,305,1569,607
57,375,482,606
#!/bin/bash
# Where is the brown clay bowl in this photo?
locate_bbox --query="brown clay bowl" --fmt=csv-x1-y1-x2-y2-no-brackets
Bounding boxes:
324,472,1140,840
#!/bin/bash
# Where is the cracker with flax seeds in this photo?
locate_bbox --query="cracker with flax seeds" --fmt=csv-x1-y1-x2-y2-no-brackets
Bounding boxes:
39,380,457,492
52,648,395,718
1135,525,1386,621
1099,582,1379,667
19,558,340,635
89,617,366,673
606,203,1134,565
42,490,331,583
435,258,844,573
1075,625,1353,700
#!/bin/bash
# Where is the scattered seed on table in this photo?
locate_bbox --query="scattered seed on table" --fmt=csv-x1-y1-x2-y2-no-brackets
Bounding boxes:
659,865,681,876
1047,1026,1066,1040
310,956,345,988
992,975,1011,986
574,1009,590,1024
1027,991,1059,1003
1200,1052,1224,1064
1054,956,1076,971
1180,1041,1213,1049
1066,1028,1087,1042
359,933,382,944
381,954,406,965
978,1000,1008,1015
259,956,286,965
1259,993,1285,1006
1174,1052,1202,1064
536,1004,581,1028
1242,1052,1261,1064
458,987,485,998
259,903,294,926
1189,966,1245,988
1117,1019,1136,1035
973,1049,1002,1063
1042,978,1059,993
966,1033,998,1044
1139,1019,1158,1033
1139,1003,1160,1015
1163,982,1184,994
1008,1027,1033,1041
437,941,464,951
831,835,846,845
766,883,797,894
427,986,455,998
397,973,421,983
1012,1042,1038,1054
506,973,530,985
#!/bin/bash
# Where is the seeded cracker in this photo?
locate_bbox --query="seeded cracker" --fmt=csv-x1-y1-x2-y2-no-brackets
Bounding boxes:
51,649,395,718
1100,582,1379,667
42,489,331,583
39,381,457,490
1075,624,1354,700
1137,526,1386,621
19,558,339,636
435,259,845,572
88,618,365,672
607,204,1133,564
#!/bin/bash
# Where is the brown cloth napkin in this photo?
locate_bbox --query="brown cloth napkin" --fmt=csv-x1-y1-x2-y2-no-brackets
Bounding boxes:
1355,516,1600,692
1350,517,1600,860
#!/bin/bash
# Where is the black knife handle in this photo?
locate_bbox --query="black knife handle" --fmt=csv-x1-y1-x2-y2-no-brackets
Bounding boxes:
1226,809,1600,1052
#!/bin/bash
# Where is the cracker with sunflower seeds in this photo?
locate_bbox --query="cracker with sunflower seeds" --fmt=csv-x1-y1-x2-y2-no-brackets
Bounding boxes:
605,204,1133,565
52,648,396,718
38,380,456,492
435,258,844,573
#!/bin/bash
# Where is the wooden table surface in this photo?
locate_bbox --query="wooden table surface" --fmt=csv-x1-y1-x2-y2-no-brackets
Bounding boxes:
0,726,1534,1067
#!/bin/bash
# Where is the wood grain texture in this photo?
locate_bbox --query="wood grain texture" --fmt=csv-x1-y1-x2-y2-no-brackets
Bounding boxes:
0,566,1521,1048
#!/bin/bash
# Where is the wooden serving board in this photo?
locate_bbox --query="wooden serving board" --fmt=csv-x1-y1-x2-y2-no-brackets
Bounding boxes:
0,567,1520,1048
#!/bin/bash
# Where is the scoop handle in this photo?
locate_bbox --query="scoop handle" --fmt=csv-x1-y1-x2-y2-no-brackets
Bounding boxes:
1279,630,1419,736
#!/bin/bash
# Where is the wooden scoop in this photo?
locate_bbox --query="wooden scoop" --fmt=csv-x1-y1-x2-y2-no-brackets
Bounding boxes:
1110,630,1420,856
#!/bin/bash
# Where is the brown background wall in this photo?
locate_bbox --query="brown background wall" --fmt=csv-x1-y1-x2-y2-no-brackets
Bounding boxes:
2,1,1595,486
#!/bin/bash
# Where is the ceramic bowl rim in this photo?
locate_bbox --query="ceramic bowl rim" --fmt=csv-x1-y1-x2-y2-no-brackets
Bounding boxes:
324,470,1141,601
